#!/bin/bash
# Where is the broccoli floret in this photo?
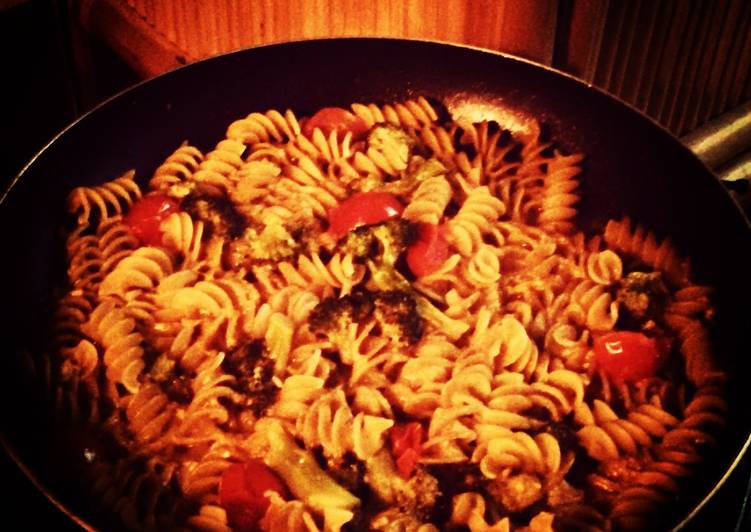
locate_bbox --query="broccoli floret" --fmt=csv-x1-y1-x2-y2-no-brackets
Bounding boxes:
308,289,423,346
383,156,448,196
365,449,440,522
221,340,277,417
485,473,544,513
340,220,417,263
368,125,414,164
616,271,669,327
181,192,246,239
338,219,417,292
244,221,298,261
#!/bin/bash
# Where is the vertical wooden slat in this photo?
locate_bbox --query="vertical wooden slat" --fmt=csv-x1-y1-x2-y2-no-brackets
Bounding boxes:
646,1,689,121
496,0,558,64
593,1,627,91
464,0,504,52
657,1,705,128
712,0,751,116
619,0,659,108
669,0,723,134
633,0,676,112
692,0,745,128
557,0,609,83
609,0,642,97
730,12,751,105
678,0,732,135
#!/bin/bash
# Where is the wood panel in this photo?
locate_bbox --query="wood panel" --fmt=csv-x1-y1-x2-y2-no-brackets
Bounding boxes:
107,0,559,69
80,0,751,136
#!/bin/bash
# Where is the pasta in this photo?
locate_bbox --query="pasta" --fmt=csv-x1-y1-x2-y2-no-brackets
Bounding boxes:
47,96,727,531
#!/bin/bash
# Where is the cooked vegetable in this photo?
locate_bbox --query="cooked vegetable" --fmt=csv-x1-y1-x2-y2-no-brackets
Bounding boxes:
593,331,668,382
219,460,288,530
339,219,417,262
244,221,298,261
308,289,423,347
406,223,450,277
181,192,246,239
390,422,424,478
365,449,440,521
264,423,360,514
485,473,543,513
221,340,277,417
327,192,404,239
124,194,180,246
368,125,414,163
616,271,669,326
383,157,448,196
302,106,369,140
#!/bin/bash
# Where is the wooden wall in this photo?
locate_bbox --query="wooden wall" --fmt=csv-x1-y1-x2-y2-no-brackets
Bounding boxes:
77,0,751,136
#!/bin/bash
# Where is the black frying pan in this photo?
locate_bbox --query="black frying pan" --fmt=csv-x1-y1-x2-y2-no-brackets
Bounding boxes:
1,38,749,531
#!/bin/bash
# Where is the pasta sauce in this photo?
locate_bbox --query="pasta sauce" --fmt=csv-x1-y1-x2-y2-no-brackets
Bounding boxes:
54,96,726,531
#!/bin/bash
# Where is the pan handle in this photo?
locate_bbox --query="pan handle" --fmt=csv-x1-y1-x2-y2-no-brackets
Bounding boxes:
681,100,751,173
680,100,751,213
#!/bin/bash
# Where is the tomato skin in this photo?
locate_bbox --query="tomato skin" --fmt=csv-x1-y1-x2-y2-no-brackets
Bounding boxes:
390,422,423,477
124,194,180,246
406,223,450,277
219,460,288,530
302,107,369,140
593,331,667,383
328,192,404,239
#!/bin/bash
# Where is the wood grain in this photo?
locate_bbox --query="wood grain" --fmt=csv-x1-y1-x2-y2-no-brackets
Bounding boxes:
109,0,559,71
82,0,751,135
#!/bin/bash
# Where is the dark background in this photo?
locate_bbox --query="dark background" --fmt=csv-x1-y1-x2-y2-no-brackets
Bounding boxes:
1,1,750,530
1,1,134,528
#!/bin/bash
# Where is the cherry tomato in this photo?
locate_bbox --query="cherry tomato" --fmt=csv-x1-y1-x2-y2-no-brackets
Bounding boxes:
390,422,423,477
327,192,404,239
219,460,288,530
124,194,180,246
593,331,668,383
406,223,450,277
302,107,369,140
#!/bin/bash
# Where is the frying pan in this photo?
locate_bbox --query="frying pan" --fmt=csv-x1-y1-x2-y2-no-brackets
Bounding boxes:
1,38,749,531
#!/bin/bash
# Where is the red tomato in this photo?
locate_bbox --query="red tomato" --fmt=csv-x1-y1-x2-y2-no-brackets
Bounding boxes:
327,192,404,239
302,107,369,140
594,331,667,383
406,223,450,277
219,460,288,531
390,422,423,477
124,194,180,246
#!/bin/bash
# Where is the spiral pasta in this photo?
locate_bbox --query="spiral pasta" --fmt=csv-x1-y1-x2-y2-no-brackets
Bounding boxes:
67,170,142,226
48,96,727,532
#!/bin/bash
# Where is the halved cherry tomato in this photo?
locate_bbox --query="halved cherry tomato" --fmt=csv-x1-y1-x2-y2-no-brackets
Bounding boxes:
124,194,180,246
327,192,404,239
406,223,450,277
390,422,423,477
594,331,668,383
219,460,288,531
302,107,369,140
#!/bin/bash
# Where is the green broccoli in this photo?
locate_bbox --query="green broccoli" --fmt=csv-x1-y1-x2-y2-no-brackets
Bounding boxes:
308,289,423,346
616,271,669,327
244,221,298,261
339,220,417,263
368,125,415,164
383,156,448,196
337,219,417,291
365,449,441,522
